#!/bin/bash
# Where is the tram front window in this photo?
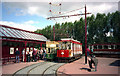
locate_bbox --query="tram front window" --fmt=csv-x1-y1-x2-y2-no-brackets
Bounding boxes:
51,48,56,53
48,48,50,53
59,42,71,50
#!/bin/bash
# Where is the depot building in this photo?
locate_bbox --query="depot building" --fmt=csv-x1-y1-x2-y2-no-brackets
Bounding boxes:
0,25,48,63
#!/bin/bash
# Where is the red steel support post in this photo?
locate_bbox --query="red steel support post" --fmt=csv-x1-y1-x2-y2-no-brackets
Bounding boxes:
24,41,27,62
40,43,42,50
85,5,87,64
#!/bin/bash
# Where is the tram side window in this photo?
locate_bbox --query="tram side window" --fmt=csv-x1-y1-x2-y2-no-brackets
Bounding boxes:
68,44,71,50
94,46,97,49
61,44,63,50
66,44,70,50
108,45,111,49
62,44,66,50
111,45,114,49
98,45,102,49
117,45,120,49
56,44,58,47
51,48,55,53
104,45,108,49
63,42,67,50
48,48,50,53
59,44,62,49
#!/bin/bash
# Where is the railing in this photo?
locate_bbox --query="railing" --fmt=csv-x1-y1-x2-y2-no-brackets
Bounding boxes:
89,44,120,50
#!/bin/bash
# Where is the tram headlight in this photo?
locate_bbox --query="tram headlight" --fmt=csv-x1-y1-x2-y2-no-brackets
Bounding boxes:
61,52,64,55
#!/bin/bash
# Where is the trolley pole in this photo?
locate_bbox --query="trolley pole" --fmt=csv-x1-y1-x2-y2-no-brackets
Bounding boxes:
24,41,27,62
85,5,87,64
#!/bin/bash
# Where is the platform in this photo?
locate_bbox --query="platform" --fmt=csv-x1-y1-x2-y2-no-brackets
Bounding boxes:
57,56,120,76
1,57,120,76
2,60,44,74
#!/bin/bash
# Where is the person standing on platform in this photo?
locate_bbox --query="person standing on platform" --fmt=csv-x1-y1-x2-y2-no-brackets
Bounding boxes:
29,50,33,62
36,49,39,60
88,54,98,72
87,48,91,56
37,50,40,60
43,48,46,60
91,47,94,55
33,49,37,62
40,48,43,60
26,50,30,62
22,49,25,62
15,48,20,63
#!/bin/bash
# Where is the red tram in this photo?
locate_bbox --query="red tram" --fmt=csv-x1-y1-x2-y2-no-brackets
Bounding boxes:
57,38,83,61
89,44,120,58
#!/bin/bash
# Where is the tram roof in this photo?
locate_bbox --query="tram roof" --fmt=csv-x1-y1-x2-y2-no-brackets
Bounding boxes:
61,38,81,43
46,41,59,44
60,38,82,45
0,25,48,42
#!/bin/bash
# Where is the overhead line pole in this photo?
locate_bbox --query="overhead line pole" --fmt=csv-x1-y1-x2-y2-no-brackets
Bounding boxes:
53,26,55,41
85,5,87,64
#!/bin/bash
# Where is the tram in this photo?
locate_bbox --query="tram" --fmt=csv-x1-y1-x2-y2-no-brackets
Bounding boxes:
57,38,83,62
46,38,83,62
46,41,59,60
89,44,120,58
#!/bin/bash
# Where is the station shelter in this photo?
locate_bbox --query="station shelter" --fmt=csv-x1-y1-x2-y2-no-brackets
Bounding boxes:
0,25,48,64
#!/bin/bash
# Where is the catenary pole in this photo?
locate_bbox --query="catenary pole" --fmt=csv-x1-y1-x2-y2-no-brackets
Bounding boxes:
53,26,55,41
85,5,87,64
24,41,27,62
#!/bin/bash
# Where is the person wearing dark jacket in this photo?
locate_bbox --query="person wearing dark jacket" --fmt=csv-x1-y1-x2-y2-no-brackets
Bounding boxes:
43,48,46,60
88,54,98,72
15,48,20,63
33,49,37,62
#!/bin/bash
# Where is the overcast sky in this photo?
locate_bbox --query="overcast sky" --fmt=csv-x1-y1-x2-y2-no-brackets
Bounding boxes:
0,0,120,31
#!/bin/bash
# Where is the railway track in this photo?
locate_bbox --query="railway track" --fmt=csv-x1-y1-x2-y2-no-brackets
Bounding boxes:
13,62,65,76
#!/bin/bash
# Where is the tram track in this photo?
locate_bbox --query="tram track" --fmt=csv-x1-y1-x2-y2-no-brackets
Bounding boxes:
42,63,58,76
13,62,65,76
27,62,47,76
42,63,65,76
13,62,46,76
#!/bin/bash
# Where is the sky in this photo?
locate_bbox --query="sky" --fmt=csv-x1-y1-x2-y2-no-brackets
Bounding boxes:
0,0,120,31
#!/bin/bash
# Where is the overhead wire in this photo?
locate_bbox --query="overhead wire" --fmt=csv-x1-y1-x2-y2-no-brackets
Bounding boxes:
60,7,85,15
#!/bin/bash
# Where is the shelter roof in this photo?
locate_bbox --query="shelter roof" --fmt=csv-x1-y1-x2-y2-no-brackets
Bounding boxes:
0,25,47,42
